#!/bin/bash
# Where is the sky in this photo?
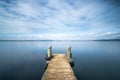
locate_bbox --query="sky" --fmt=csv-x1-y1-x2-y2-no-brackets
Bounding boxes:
0,0,120,40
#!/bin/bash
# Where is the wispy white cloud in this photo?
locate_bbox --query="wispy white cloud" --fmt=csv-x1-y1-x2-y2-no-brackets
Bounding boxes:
0,0,120,40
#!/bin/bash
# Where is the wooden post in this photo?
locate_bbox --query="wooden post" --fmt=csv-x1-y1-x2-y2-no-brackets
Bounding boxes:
48,46,52,58
67,46,72,62
46,46,52,60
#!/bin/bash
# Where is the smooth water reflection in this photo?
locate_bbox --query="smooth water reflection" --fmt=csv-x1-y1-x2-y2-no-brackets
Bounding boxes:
0,41,120,80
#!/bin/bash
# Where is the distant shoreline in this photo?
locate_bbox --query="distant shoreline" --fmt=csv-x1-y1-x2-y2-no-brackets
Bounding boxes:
0,39,120,42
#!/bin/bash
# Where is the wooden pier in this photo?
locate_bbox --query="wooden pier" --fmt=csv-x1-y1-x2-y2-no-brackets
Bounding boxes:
41,46,77,80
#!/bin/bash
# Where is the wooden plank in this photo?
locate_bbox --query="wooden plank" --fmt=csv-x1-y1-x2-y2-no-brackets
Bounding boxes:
41,54,77,80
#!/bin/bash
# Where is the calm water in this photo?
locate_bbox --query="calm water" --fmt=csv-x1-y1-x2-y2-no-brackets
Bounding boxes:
0,41,120,80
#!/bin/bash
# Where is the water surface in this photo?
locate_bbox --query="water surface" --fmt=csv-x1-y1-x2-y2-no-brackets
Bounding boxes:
0,41,120,80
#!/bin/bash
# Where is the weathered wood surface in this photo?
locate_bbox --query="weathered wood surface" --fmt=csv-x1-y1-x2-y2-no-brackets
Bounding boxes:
41,54,77,80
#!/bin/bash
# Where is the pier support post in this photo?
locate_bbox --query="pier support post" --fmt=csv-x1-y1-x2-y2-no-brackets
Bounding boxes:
46,46,52,60
67,46,72,62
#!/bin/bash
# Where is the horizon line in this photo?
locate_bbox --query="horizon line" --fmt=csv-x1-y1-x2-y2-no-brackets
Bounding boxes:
0,39,120,41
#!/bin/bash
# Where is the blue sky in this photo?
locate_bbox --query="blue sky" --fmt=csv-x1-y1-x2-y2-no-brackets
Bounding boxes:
0,0,120,40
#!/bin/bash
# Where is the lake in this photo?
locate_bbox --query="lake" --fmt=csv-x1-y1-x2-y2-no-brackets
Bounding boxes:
0,41,120,80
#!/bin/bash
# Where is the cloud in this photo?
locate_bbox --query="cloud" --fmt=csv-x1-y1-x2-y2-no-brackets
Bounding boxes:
0,0,120,40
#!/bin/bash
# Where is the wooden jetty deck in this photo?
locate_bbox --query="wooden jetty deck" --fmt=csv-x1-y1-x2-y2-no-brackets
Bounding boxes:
41,46,77,80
